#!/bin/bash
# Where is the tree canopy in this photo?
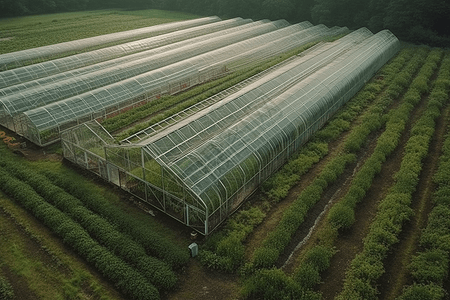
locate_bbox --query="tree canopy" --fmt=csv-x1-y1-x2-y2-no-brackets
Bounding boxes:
0,0,449,46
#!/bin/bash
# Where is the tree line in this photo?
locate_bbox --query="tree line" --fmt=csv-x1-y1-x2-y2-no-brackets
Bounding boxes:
1,0,449,47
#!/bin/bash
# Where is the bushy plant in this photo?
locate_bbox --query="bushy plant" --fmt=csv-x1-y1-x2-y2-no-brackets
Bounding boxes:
0,169,160,300
293,263,320,289
0,277,14,300
398,284,446,300
328,202,355,230
410,249,449,285
2,158,177,291
41,169,189,268
241,268,304,300
338,48,448,299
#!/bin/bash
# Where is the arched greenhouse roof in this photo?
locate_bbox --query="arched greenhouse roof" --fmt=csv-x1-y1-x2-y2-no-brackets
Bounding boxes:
16,21,341,145
0,16,220,71
136,29,400,212
0,17,248,90
0,19,281,116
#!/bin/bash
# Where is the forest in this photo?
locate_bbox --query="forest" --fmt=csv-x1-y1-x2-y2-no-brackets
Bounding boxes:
1,0,449,47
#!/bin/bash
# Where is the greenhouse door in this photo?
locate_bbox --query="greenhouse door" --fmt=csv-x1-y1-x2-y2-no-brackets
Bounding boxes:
98,159,108,180
107,163,120,186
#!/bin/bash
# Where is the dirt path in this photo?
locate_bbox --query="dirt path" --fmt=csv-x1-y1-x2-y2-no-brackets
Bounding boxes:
165,259,240,300
279,134,375,273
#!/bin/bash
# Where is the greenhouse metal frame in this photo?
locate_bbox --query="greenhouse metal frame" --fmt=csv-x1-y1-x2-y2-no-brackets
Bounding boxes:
61,29,400,234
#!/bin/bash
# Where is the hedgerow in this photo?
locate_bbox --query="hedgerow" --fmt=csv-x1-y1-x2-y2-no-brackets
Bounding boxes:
329,47,437,230
251,153,356,269
241,268,321,300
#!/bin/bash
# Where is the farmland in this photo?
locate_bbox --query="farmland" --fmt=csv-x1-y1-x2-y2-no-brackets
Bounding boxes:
1,9,450,300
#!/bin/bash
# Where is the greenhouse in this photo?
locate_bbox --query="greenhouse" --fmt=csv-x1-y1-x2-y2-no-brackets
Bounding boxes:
0,17,251,89
0,16,220,71
2,18,343,146
61,29,400,234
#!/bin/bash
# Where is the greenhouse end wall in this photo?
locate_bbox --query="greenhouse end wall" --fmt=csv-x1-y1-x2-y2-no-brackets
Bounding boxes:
61,124,210,234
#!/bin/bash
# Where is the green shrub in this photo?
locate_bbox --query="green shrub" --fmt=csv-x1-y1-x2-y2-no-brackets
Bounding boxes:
328,203,355,230
198,250,234,272
293,263,320,289
398,284,445,300
337,277,378,300
252,247,280,269
2,160,177,291
338,48,448,299
303,245,335,272
0,277,14,300
410,249,449,285
241,268,303,300
0,169,160,300
348,254,385,283
41,169,189,268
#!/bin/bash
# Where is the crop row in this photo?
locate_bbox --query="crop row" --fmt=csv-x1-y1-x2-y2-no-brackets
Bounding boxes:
197,46,418,274
247,46,431,271
5,163,177,290
330,47,442,230
0,156,178,292
284,46,441,299
397,54,450,300
338,50,449,299
287,47,443,298
0,167,160,300
240,46,434,299
40,168,189,269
